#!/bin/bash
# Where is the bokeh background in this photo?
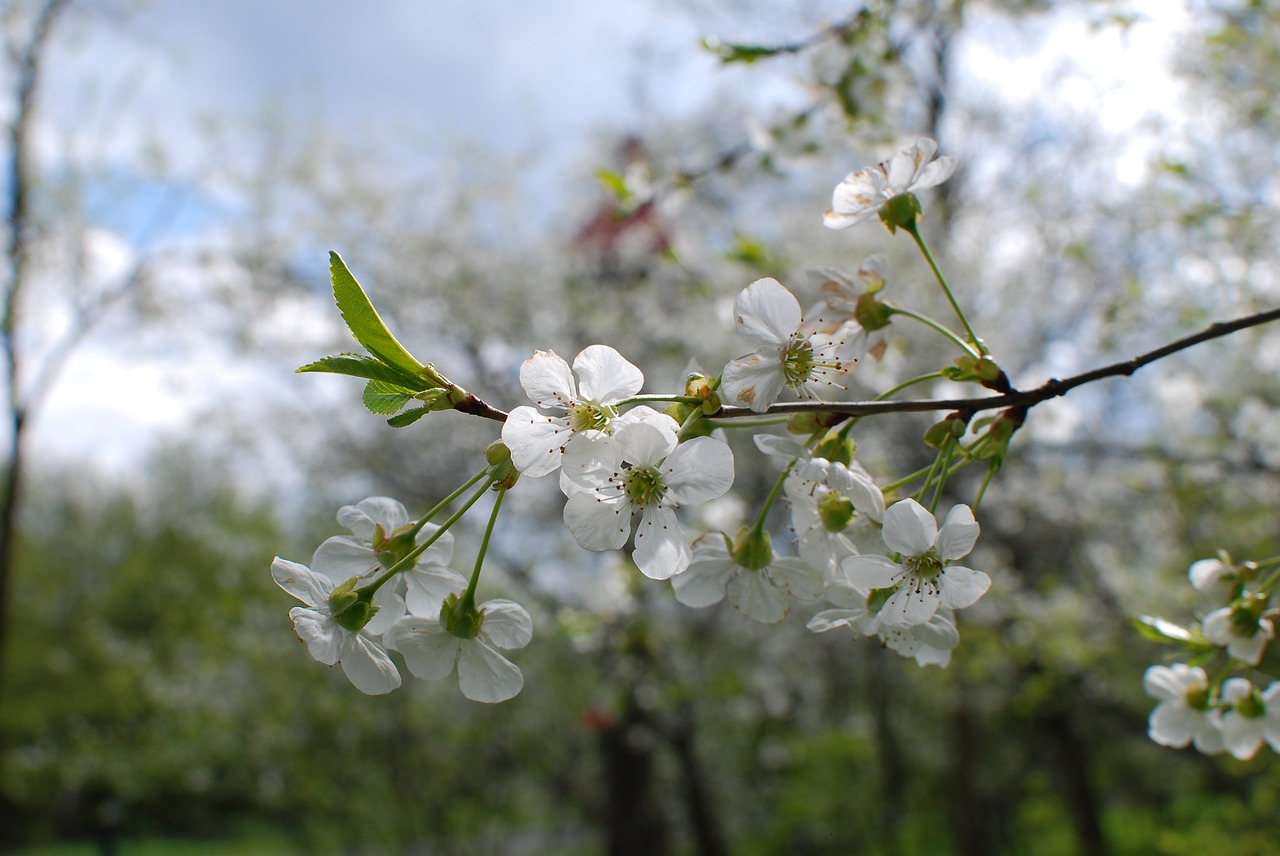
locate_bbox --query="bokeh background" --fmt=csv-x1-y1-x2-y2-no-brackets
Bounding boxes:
3,0,1280,854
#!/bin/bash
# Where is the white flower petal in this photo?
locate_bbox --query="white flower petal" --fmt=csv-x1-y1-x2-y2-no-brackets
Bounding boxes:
404,565,467,618
938,565,990,610
502,407,572,477
881,499,937,557
616,420,676,467
289,606,340,665
480,599,534,650
273,558,333,608
339,633,402,695
564,491,632,552
337,496,410,541
665,437,735,505
633,505,691,580
841,554,899,590
936,505,979,561
721,354,788,412
391,617,461,680
672,543,736,607
458,639,524,703
733,278,802,352
768,558,826,601
807,607,871,634
573,344,643,404
727,571,789,623
311,536,379,582
520,349,577,409
881,586,938,627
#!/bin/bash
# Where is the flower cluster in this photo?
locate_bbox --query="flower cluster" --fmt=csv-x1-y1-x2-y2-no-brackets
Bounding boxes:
277,138,1008,703
1141,553,1280,759
272,497,531,702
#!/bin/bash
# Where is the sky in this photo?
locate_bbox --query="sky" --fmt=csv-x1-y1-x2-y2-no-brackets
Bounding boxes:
13,0,1204,478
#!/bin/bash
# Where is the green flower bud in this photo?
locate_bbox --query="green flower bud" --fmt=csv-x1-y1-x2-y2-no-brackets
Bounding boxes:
817,491,855,532
486,441,521,489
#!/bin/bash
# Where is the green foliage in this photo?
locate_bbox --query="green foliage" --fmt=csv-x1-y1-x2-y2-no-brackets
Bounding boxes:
360,379,415,415
328,251,425,380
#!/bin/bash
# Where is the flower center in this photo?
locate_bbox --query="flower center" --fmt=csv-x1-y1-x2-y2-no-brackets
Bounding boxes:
567,400,614,433
622,464,667,508
781,337,816,388
817,490,855,532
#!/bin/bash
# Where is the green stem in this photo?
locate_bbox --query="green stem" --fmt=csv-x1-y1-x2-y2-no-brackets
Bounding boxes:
972,466,995,512
886,305,979,358
750,462,794,536
408,467,491,539
875,371,946,401
903,223,985,354
461,488,506,611
618,393,700,407
363,474,497,594
928,438,958,514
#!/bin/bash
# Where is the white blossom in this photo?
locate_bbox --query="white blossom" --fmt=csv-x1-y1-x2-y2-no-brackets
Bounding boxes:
502,345,657,477
1217,679,1280,760
673,534,824,623
841,499,989,627
390,598,533,704
271,557,401,695
787,456,884,583
721,278,856,413
1203,601,1274,666
1188,557,1238,603
823,137,957,230
1142,663,1224,754
561,421,734,579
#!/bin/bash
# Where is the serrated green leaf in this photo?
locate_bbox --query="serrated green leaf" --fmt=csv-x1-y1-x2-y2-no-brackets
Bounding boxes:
296,354,428,389
362,380,416,415
329,251,424,379
1133,615,1193,644
387,406,431,428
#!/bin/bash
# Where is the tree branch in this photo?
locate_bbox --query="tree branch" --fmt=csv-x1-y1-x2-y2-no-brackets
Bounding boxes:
711,306,1280,420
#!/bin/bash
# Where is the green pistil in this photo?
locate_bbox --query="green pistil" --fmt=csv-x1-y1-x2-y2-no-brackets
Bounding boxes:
783,338,816,388
1236,688,1266,719
568,401,614,433
1185,686,1212,711
908,550,944,582
623,465,667,508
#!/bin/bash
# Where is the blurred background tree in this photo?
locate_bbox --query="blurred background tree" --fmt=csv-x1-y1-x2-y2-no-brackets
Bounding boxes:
4,1,1280,855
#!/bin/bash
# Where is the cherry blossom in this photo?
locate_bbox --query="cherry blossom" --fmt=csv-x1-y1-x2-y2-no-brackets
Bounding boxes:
823,137,957,230
271,557,401,695
841,499,989,627
502,345,655,477
1142,663,1224,754
1202,597,1274,666
672,533,824,623
561,420,734,579
720,277,856,413
1217,679,1280,760
390,597,533,703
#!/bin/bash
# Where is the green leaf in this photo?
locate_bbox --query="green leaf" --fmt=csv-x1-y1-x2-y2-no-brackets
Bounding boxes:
387,406,431,428
329,251,424,379
1133,615,1193,644
296,354,427,389
362,380,416,415
596,168,632,201
700,36,777,64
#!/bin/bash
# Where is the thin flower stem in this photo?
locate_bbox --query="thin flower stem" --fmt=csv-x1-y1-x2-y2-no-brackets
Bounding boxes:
876,371,947,401
928,438,958,514
972,466,995,512
883,463,936,494
885,306,979,358
750,462,794,536
915,447,947,506
904,223,985,353
409,467,491,539
461,488,506,611
619,393,700,407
